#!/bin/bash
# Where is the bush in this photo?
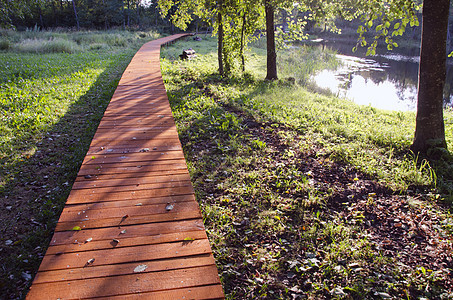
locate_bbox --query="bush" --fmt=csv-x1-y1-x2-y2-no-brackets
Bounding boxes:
0,39,10,50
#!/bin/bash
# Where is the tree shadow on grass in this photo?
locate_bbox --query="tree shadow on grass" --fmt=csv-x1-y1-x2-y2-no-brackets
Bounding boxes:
165,72,453,298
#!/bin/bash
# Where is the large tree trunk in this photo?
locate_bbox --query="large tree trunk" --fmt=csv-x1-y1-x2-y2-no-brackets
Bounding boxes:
72,0,80,30
265,0,277,80
218,0,224,76
411,0,449,153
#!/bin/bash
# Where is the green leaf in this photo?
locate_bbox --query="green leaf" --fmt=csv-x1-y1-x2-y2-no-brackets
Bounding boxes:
394,23,400,30
72,226,81,231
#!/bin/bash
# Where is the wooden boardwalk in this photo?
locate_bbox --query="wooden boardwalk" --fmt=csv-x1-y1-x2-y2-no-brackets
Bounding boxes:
27,34,224,300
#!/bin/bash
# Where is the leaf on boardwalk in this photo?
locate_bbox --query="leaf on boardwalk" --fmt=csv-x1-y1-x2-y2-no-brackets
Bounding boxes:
165,202,174,211
84,258,95,267
134,264,148,273
72,226,81,231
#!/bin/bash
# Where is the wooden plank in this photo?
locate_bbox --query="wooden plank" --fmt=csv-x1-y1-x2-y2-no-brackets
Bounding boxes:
97,115,175,126
87,284,225,300
66,185,195,204
50,219,206,246
60,194,195,211
72,173,191,189
39,239,213,271
76,160,189,176
45,230,207,255
94,126,177,133
27,266,221,299
76,169,188,182
33,254,216,284
85,143,182,155
82,151,184,165
91,130,178,142
55,202,202,231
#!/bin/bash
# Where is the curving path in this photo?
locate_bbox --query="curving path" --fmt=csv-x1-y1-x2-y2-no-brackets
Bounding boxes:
27,34,224,299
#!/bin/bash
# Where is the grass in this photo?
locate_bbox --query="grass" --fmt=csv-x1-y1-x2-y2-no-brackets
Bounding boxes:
161,36,453,299
0,29,162,299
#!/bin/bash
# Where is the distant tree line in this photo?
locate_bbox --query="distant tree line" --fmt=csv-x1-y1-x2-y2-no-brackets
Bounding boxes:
0,0,182,30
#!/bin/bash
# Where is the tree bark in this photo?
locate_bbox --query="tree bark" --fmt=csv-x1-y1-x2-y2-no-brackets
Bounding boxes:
136,0,140,28
127,0,130,27
240,12,246,72
265,0,277,80
411,0,449,153
218,0,224,76
72,0,80,30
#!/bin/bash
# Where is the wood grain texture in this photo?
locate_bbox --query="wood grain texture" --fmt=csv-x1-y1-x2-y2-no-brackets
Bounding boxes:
26,33,224,299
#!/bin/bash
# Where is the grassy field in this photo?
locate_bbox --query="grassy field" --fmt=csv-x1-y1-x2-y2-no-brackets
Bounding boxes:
161,36,453,299
0,29,162,299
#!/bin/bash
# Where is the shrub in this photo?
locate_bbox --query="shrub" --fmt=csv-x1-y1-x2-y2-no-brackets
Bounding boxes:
0,39,10,50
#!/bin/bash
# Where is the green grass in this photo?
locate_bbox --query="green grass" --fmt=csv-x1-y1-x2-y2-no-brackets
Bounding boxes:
161,36,453,299
0,29,162,299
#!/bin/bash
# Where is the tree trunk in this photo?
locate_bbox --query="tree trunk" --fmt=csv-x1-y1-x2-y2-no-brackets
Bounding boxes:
101,0,108,30
218,0,224,76
72,0,80,30
136,0,140,28
411,0,449,153
265,0,277,80
121,0,125,29
240,12,246,72
127,0,130,27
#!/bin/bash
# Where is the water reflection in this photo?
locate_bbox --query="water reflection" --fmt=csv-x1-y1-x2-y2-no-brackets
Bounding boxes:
311,40,453,111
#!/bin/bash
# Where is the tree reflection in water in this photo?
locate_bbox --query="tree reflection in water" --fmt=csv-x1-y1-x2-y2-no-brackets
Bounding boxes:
311,40,453,111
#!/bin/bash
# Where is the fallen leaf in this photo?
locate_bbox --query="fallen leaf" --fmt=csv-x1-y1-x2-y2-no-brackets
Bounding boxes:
332,287,346,296
165,202,174,211
22,272,32,281
85,258,95,266
377,292,392,299
72,226,81,231
134,264,148,273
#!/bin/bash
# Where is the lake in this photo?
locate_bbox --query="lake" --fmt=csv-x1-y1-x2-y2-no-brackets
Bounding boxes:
311,39,453,111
